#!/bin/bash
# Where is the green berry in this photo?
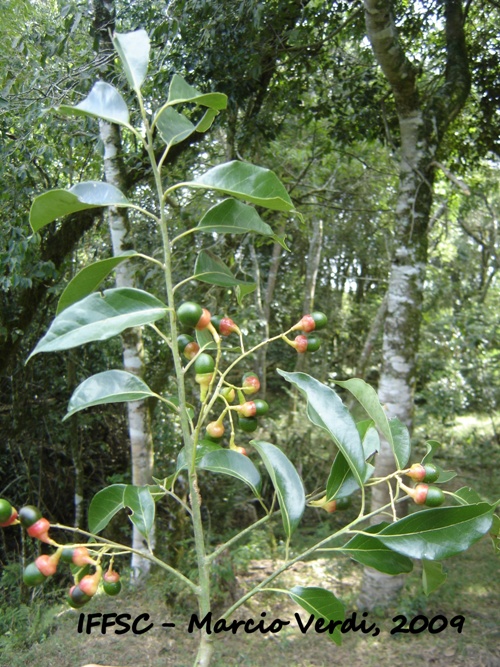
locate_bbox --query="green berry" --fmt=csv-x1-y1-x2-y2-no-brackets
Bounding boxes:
0,499,13,524
18,505,42,528
311,312,327,330
305,335,321,352
423,486,445,507
177,301,203,327
238,416,258,433
423,463,439,484
194,353,215,375
23,562,47,587
68,584,91,608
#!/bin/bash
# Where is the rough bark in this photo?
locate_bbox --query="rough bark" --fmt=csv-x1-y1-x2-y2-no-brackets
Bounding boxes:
93,0,155,581
358,0,470,609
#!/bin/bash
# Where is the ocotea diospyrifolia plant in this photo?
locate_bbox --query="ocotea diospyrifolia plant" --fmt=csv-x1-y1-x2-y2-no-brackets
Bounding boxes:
2,30,498,667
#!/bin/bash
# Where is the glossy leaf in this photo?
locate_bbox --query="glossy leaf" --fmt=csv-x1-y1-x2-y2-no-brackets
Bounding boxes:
193,250,256,291
251,440,305,537
64,370,157,420
166,74,227,110
198,449,262,497
123,485,155,539
341,524,413,575
57,252,138,314
422,560,447,595
334,378,393,448
278,371,366,486
58,81,131,128
28,288,168,359
30,182,131,233
88,484,126,533
196,199,288,249
176,441,222,472
185,161,295,212
376,503,495,560
113,30,150,91
453,487,484,505
288,586,345,646
421,440,456,483
388,417,411,469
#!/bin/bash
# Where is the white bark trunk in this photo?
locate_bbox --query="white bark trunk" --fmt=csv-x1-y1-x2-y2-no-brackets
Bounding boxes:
100,120,155,581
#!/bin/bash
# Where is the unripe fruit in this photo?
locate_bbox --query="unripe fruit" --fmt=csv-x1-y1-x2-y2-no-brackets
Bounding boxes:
235,446,248,456
242,373,260,395
0,506,18,528
413,484,445,507
206,421,225,439
239,399,269,417
18,505,42,528
23,562,47,587
27,517,52,543
406,462,440,484
304,335,321,352
194,353,215,375
0,499,13,524
293,312,327,333
68,584,91,608
35,554,59,577
177,334,200,360
177,301,203,327
311,312,328,330
238,416,258,433
219,387,236,403
103,570,122,596
293,334,321,353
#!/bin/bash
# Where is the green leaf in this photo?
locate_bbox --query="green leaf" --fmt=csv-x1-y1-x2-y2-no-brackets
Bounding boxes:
176,441,222,472
57,252,138,314
166,74,227,110
88,484,126,533
422,440,440,464
341,524,413,575
198,449,262,497
422,560,447,595
30,182,131,233
453,487,484,505
376,503,495,560
251,440,305,537
185,161,295,212
28,288,168,359
195,327,218,351
334,378,393,448
235,283,258,305
123,485,155,539
58,81,132,128
64,370,157,420
156,106,196,147
388,417,411,469
113,30,150,92
195,108,219,132
196,199,287,249
288,586,345,646
193,250,256,290
278,371,366,487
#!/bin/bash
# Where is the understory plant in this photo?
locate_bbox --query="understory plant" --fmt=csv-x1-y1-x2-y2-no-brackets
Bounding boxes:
2,30,499,667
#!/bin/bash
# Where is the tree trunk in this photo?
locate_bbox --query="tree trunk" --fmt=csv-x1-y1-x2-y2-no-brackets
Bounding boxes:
93,0,155,581
358,0,470,609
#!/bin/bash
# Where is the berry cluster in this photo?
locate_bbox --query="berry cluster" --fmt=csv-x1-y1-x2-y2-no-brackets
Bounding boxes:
0,498,121,607
400,462,445,507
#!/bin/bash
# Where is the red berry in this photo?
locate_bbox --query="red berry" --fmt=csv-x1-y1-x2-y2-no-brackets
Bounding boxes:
27,517,52,543
235,446,248,456
294,335,309,353
35,554,59,577
79,570,101,597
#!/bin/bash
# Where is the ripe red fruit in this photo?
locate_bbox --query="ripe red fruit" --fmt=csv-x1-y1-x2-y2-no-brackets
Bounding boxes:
27,517,52,543
71,546,94,567
35,554,59,577
79,570,102,597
